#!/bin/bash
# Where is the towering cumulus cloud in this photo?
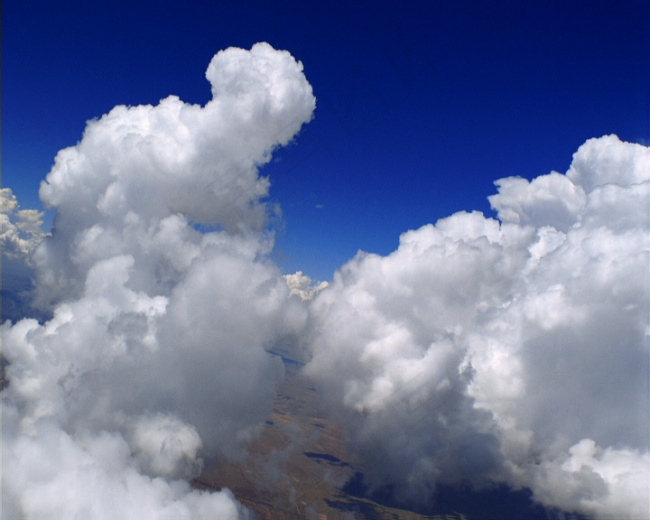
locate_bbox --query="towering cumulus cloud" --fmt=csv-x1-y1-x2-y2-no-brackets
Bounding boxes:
2,43,315,519
305,135,649,519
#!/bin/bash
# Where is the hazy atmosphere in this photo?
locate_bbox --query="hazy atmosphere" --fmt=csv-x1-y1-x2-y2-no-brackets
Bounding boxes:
2,2,649,519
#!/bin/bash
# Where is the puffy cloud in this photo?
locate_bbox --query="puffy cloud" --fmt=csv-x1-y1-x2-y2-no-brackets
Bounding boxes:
5,38,648,520
532,439,650,520
285,271,329,300
489,172,587,231
128,414,204,479
0,188,48,260
304,135,649,519
2,43,314,519
2,414,252,520
566,134,649,192
33,41,315,309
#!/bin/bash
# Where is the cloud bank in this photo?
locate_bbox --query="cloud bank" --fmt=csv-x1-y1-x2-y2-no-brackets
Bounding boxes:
304,135,649,520
3,40,648,520
2,43,314,519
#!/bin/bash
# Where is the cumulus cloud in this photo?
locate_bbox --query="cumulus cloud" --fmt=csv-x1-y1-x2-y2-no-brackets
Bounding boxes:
304,135,649,519
32,42,314,309
0,188,48,260
2,43,314,519
285,270,329,300
4,39,648,520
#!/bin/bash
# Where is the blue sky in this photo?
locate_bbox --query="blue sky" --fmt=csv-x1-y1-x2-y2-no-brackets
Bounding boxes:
3,0,648,281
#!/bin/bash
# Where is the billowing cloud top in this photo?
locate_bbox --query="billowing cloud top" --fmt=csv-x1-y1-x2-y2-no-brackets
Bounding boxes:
304,135,649,520
34,42,314,308
3,43,313,520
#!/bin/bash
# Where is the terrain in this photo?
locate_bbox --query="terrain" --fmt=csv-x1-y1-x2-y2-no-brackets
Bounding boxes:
193,346,460,519
193,347,584,520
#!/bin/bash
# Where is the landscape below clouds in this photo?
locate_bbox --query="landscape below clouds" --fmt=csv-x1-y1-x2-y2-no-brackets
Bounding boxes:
2,44,648,520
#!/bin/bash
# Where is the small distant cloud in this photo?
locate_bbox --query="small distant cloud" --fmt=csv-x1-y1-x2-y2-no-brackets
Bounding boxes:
0,188,48,260
285,271,329,300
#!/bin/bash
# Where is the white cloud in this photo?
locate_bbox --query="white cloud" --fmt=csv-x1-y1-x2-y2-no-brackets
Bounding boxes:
2,43,315,519
304,135,650,519
285,271,329,300
489,172,587,231
532,439,650,520
4,36,648,520
2,414,252,520
0,188,48,260
128,414,204,479
33,41,315,309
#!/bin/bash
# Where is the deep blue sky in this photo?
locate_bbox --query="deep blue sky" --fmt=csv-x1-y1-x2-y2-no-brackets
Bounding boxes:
3,0,648,280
